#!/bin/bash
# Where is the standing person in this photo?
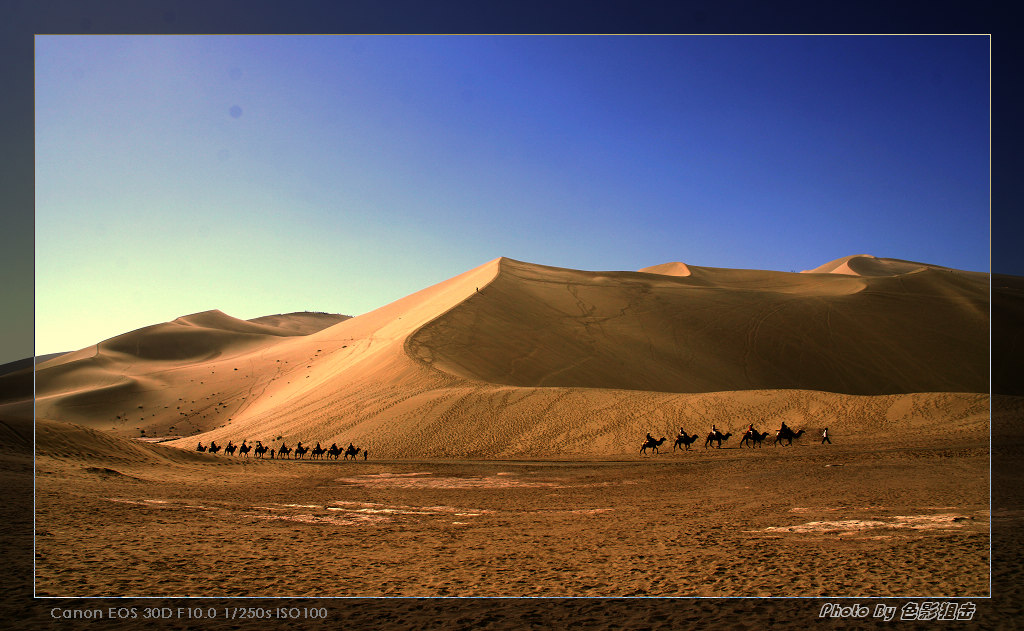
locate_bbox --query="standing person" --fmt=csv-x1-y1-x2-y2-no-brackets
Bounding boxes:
821,427,831,444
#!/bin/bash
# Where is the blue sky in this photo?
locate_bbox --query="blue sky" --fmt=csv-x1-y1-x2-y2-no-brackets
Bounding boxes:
35,35,989,355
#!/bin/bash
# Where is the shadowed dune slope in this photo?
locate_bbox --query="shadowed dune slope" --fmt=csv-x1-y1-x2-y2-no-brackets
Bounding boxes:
96,309,340,361
35,418,221,464
407,258,989,395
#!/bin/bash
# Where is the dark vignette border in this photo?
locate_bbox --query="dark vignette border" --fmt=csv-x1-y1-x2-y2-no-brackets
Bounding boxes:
1,2,1017,629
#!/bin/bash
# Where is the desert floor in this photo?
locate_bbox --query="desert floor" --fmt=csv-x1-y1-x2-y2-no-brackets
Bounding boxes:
34,434,990,599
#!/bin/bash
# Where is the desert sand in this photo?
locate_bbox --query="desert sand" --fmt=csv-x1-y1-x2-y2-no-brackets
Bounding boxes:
3,254,1022,626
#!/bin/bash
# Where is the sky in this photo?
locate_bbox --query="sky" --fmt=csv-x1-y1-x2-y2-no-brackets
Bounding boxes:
34,35,989,356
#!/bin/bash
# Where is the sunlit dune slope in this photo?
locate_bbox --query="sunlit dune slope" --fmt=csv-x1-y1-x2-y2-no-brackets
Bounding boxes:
408,257,989,395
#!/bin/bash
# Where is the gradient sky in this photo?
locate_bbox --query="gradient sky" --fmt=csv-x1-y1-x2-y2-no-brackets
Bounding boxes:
35,35,989,356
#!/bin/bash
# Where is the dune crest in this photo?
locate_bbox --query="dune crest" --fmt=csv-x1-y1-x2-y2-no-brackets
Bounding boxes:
638,262,691,277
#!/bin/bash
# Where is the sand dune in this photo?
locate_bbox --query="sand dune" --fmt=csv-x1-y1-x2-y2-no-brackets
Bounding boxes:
409,257,987,394
2,255,1008,457
802,253,988,280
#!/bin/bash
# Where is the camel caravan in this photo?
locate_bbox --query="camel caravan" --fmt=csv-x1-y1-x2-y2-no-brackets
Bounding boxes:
195,423,815,460
642,421,814,455
195,439,368,461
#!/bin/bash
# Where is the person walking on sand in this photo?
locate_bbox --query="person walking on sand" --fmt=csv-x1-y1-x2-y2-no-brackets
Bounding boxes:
363,449,368,460
821,427,831,444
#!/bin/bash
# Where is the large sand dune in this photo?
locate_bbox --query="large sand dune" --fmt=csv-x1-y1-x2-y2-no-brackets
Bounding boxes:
3,255,1010,457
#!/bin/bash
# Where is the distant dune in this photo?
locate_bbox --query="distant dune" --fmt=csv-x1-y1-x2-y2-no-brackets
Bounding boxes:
247,311,350,334
801,254,988,280
638,261,691,277
2,256,1014,457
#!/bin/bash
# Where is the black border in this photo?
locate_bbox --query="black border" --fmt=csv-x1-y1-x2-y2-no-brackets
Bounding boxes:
3,1,1017,628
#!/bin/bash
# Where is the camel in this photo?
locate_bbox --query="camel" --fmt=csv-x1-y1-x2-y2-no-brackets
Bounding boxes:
277,444,292,459
294,444,310,460
196,442,207,452
773,427,805,446
238,442,251,457
223,442,236,456
311,444,327,459
704,431,732,449
343,445,361,460
208,441,221,454
673,432,699,451
739,430,770,448
254,443,269,458
327,444,342,460
640,436,666,455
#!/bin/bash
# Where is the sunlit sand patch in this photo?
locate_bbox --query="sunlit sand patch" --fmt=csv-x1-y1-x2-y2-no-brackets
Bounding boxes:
104,498,153,506
243,512,387,526
104,498,171,506
333,473,563,489
347,507,433,515
790,505,886,513
103,497,212,511
328,500,491,517
419,505,493,514
570,508,614,515
758,513,976,534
